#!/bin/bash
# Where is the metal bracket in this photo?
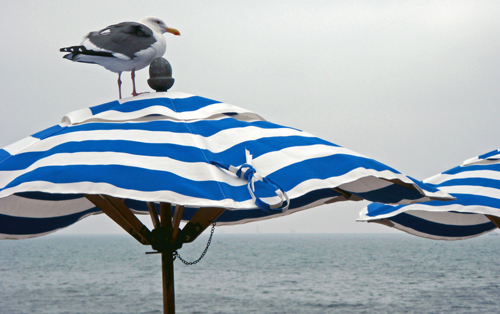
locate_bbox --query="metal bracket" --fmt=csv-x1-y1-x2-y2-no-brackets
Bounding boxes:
178,207,225,243
147,204,226,252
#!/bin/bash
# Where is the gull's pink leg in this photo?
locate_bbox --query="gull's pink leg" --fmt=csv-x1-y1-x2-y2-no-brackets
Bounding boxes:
131,70,139,96
117,73,122,99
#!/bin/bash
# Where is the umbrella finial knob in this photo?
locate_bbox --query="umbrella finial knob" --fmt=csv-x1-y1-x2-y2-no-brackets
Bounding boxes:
148,57,175,92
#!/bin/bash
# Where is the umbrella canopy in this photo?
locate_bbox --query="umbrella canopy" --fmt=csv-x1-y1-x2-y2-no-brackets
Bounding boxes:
0,92,452,239
358,149,500,240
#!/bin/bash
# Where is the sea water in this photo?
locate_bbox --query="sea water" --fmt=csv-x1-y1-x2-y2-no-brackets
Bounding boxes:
1,233,499,314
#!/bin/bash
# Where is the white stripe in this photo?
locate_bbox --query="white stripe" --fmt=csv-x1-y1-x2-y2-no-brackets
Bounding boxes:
0,194,92,218
0,181,257,210
462,152,500,166
3,136,39,155
0,168,438,212
63,95,263,125
467,159,500,166
0,145,438,208
358,205,370,219
253,145,367,176
118,91,201,103
63,92,262,124
285,169,410,199
0,151,422,206
69,111,236,125
15,125,316,155
62,107,94,125
2,143,390,192
425,169,500,185
73,103,255,124
359,203,500,221
0,151,244,188
438,185,500,200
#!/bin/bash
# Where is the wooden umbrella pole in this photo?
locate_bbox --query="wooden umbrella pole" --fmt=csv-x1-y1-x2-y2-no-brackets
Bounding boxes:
162,249,175,314
160,203,176,314
146,203,225,314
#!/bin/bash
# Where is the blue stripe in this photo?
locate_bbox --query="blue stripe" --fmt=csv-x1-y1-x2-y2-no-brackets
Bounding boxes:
388,212,496,238
89,100,120,115
14,192,84,201
208,189,340,222
0,93,452,237
442,163,500,175
0,149,11,164
225,135,339,160
1,161,368,205
269,154,403,191
287,188,342,209
1,165,231,201
170,96,221,111
211,206,278,222
365,202,402,217
31,125,66,140
0,135,339,172
436,178,500,189
123,199,153,213
0,208,99,235
408,176,440,193
478,149,500,160
88,96,221,116
102,96,221,114
0,164,285,203
444,194,500,208
0,141,209,170
366,194,500,217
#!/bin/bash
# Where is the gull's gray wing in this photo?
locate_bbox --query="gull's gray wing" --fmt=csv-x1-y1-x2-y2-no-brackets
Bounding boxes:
86,22,156,59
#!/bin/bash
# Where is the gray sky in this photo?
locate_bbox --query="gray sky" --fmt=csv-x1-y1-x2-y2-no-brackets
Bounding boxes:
1,1,500,234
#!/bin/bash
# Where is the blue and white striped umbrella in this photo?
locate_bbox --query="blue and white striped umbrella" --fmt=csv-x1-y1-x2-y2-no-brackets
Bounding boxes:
0,92,452,239
358,149,500,240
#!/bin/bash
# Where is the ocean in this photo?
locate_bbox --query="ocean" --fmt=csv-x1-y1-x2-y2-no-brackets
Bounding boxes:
1,233,499,314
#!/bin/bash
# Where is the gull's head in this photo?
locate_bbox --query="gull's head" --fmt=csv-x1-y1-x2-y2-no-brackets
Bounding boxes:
139,16,180,36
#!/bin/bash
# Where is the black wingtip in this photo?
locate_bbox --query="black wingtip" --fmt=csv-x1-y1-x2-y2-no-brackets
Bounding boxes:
60,46,84,53
60,46,77,53
59,46,115,59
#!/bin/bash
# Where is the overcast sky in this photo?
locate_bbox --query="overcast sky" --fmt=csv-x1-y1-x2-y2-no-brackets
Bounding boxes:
1,1,500,234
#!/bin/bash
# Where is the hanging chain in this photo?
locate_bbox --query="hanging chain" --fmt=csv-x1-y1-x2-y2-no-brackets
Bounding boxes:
173,223,216,266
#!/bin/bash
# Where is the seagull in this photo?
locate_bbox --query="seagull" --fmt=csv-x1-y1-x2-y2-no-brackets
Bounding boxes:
60,17,180,99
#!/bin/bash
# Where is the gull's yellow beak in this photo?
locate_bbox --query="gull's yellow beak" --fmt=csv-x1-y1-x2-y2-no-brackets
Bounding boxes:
165,27,180,36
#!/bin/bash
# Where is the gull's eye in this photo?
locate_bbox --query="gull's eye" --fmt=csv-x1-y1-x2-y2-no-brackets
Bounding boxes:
156,20,161,24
